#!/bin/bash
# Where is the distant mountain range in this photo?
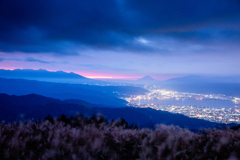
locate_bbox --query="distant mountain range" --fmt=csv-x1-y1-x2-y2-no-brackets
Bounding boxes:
103,75,160,85
104,74,240,97
107,74,240,97
0,69,108,85
0,69,86,79
0,77,148,107
0,93,236,130
157,75,240,97
0,69,162,85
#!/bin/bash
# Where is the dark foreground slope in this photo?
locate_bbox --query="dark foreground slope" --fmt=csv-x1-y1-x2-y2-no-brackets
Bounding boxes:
0,115,240,160
0,93,236,130
0,77,147,107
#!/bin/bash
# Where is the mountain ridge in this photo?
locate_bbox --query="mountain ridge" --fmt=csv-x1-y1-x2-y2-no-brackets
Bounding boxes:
0,93,236,130
0,77,148,107
0,69,87,79
0,69,108,85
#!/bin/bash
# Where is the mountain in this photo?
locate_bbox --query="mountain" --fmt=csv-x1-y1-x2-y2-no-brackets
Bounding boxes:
101,75,160,86
137,75,157,82
0,69,86,79
138,75,156,81
105,75,159,85
157,75,240,97
0,93,61,106
0,77,147,107
134,75,159,85
0,69,107,85
0,93,236,130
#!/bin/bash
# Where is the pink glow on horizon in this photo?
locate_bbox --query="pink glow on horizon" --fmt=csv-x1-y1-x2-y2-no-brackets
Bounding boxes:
68,71,184,80
86,76,140,80
0,67,185,80
151,75,186,80
73,71,140,80
0,67,141,80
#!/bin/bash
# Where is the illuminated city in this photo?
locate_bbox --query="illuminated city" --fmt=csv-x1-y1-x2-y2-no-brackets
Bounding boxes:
124,88,240,124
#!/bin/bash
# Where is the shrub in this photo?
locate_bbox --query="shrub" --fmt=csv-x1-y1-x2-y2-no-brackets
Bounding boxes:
0,114,240,159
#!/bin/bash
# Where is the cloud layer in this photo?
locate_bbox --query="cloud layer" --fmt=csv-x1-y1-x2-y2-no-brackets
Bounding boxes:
1,0,240,77
1,0,240,54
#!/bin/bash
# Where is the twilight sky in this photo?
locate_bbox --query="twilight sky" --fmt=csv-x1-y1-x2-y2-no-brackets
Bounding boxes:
0,0,240,80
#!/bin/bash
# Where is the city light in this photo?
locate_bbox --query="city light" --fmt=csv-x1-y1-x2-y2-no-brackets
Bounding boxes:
124,89,240,124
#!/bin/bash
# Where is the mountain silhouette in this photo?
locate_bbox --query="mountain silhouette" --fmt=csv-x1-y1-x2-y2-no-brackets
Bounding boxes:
0,69,87,79
0,93,236,130
158,75,240,97
138,75,156,81
0,77,148,107
0,69,108,85
135,75,159,84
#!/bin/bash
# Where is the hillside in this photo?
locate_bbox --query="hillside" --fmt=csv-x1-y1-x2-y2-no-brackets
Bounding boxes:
0,114,240,159
0,69,102,84
0,77,148,107
0,93,236,130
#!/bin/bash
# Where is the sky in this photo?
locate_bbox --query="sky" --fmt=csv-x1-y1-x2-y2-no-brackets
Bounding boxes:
0,0,240,80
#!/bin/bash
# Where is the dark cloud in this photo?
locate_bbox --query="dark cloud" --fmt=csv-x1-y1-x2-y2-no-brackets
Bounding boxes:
124,0,240,33
0,56,55,64
24,57,68,64
0,0,240,54
25,57,50,64
0,57,23,62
